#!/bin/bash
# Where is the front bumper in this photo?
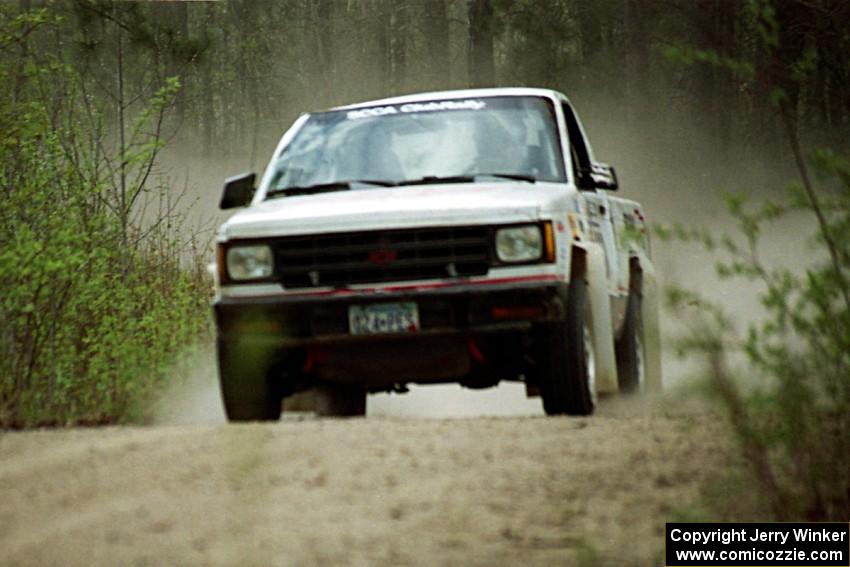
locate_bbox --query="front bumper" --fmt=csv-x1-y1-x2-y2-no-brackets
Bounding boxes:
214,280,568,346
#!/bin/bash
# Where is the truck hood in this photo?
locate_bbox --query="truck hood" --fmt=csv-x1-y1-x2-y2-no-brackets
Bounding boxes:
221,181,575,239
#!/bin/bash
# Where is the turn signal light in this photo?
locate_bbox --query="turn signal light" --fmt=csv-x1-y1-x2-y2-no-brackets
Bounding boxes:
543,221,556,263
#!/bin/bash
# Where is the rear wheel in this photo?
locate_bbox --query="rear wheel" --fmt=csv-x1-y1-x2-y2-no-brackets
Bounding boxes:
615,292,644,394
538,278,596,416
217,336,282,422
313,383,367,417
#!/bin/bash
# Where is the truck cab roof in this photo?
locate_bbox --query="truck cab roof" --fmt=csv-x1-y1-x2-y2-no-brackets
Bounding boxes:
330,87,571,112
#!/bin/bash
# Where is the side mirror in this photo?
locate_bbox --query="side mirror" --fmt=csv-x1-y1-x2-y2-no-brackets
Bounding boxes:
220,172,256,210
589,162,618,191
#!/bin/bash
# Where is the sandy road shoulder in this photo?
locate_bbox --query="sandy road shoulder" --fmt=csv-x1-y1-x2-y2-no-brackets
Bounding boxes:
0,412,731,567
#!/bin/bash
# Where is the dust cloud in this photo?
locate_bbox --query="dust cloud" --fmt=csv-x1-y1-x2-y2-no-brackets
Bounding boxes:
152,346,225,425
151,345,545,424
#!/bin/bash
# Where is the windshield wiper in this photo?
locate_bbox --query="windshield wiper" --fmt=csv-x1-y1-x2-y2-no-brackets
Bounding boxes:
269,173,538,196
267,179,396,198
395,175,476,186
396,173,538,187
475,172,538,183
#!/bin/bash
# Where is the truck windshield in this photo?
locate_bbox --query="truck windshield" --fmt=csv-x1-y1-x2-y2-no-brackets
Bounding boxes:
266,96,565,195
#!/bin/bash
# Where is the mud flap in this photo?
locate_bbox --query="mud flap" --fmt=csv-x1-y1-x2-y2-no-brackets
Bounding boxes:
637,256,663,392
583,243,619,395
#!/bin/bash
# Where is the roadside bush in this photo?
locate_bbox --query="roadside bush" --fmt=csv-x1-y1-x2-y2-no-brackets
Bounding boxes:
659,0,849,522
659,149,850,520
0,9,211,427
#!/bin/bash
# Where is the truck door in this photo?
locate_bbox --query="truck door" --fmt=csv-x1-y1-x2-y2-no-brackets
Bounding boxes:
606,196,634,294
561,102,621,295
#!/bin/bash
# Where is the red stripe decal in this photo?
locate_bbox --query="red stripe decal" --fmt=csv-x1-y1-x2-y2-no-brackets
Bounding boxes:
229,274,562,300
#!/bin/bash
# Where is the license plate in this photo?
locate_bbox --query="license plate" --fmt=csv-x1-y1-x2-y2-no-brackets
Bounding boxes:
348,302,420,335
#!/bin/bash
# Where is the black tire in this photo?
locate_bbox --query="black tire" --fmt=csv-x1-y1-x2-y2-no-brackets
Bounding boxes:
615,292,643,394
314,383,367,417
538,278,595,416
217,336,282,422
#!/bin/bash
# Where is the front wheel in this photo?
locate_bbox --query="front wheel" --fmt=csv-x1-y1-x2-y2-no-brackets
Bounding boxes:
538,278,596,416
217,336,282,422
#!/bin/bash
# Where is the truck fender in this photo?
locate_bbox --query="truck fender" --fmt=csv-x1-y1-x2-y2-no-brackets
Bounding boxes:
631,251,663,393
572,242,619,395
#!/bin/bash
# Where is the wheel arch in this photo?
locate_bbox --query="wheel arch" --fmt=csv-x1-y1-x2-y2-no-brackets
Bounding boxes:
628,255,644,296
628,250,663,392
571,241,619,395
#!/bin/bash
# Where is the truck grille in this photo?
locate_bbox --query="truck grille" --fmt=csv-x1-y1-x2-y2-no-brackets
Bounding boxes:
275,227,492,288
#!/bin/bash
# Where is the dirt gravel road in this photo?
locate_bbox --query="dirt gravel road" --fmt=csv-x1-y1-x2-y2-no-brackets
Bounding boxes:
0,398,731,567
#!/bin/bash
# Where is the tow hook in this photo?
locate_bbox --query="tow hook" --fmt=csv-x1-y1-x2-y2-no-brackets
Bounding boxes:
466,337,486,364
303,348,327,372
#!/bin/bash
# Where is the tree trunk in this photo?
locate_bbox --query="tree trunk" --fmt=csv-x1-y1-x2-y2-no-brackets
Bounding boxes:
375,1,391,95
200,2,215,157
467,0,495,87
576,0,602,69
423,0,450,87
715,0,738,154
623,0,650,127
771,0,810,134
316,0,335,105
173,1,188,128
390,1,408,92
155,1,189,128
13,0,32,104
691,1,719,142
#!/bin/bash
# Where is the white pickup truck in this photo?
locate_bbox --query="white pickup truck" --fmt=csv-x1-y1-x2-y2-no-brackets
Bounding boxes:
213,87,661,420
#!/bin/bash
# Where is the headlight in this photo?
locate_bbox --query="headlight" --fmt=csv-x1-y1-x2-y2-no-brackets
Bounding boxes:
226,245,273,280
495,225,543,263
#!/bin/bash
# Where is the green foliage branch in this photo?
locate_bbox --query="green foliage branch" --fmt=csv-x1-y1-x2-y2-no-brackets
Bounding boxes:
660,0,849,521
0,7,210,427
